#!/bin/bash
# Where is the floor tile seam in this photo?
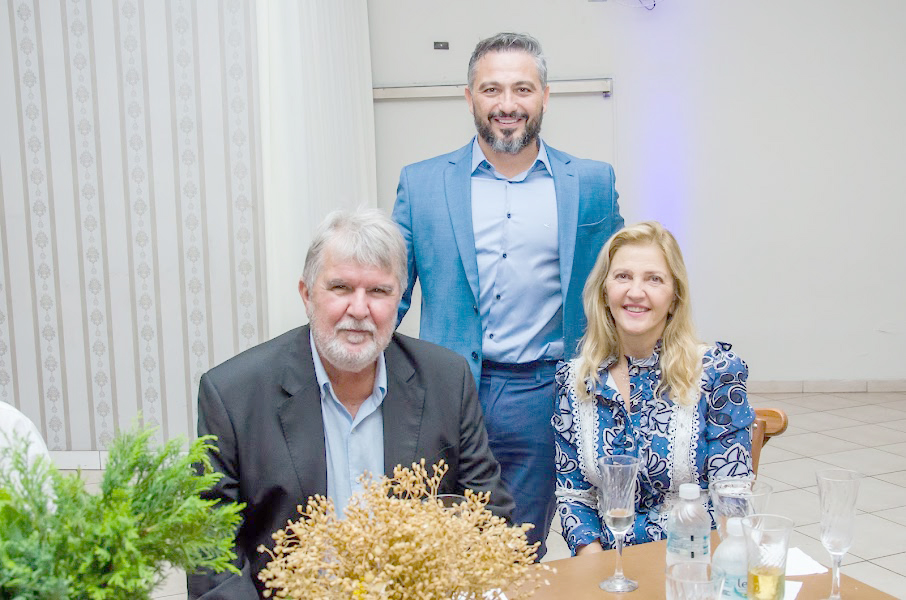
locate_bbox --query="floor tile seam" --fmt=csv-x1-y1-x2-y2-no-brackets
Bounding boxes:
871,473,906,483
873,511,906,526
807,395,874,403
823,417,895,425
784,450,873,460
820,448,906,460
870,493,906,503
761,456,838,467
771,397,852,407
833,442,904,451
815,422,906,432
868,551,906,561
768,434,810,442
878,422,906,431
770,436,870,449
826,392,906,399
861,560,906,578
811,428,902,441
783,401,872,410
762,450,814,460
829,409,906,418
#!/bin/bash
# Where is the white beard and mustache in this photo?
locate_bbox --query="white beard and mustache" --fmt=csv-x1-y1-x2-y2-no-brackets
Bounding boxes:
309,312,392,373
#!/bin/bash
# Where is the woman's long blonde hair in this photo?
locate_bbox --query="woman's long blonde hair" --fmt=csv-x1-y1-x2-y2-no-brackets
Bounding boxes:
575,221,703,405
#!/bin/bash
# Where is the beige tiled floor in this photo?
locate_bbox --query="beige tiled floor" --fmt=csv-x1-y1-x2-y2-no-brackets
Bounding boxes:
751,391,906,597
134,391,906,598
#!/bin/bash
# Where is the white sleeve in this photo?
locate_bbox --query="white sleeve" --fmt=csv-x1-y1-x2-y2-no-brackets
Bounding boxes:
1,403,51,467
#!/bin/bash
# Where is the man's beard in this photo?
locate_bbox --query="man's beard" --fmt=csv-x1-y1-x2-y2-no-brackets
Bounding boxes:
309,312,392,373
475,110,543,155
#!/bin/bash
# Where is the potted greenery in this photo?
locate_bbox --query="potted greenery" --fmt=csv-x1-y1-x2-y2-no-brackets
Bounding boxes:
0,427,242,600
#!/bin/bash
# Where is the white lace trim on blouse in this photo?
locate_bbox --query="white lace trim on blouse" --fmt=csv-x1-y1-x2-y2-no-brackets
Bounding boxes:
570,363,604,492
667,403,699,491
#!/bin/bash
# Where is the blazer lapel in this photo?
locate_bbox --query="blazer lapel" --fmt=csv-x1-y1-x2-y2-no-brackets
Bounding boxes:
276,326,328,497
382,336,425,474
444,143,481,303
549,146,579,300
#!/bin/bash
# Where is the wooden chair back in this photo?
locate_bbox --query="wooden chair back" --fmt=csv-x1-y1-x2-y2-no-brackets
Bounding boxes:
750,408,789,474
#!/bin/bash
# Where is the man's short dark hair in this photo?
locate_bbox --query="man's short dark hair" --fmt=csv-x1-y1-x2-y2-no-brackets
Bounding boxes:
467,32,548,90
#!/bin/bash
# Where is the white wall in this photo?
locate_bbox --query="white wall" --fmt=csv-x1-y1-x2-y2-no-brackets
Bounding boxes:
367,0,906,384
258,1,376,339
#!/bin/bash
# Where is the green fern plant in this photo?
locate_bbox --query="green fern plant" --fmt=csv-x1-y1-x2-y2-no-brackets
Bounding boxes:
0,427,243,600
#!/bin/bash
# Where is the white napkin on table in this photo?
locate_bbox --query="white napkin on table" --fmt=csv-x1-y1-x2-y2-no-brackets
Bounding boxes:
785,547,829,576
781,546,827,599
785,580,803,598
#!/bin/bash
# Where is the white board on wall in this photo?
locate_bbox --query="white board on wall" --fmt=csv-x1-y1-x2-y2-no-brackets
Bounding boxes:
373,83,617,337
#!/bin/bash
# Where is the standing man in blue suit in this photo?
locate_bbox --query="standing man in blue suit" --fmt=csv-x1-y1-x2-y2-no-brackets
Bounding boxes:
392,32,623,558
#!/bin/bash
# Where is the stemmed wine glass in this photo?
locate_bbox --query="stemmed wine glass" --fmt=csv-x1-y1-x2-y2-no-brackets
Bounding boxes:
816,469,864,600
598,455,642,593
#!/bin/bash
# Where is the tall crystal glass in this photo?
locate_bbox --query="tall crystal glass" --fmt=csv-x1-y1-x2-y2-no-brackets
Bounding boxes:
816,469,864,600
597,455,642,593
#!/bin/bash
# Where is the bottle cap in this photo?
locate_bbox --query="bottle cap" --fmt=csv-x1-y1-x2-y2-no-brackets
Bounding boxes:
727,517,743,537
679,483,700,500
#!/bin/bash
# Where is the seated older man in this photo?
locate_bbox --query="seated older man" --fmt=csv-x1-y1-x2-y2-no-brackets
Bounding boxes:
188,209,513,599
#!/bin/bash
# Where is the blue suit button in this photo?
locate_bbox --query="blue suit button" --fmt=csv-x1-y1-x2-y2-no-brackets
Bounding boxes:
473,305,478,313
471,351,479,360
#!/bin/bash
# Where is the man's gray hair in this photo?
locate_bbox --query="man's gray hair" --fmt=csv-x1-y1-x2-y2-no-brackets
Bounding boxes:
467,32,548,90
302,208,408,293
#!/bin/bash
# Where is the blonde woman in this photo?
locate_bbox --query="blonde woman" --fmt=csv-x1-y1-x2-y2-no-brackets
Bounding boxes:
553,222,754,556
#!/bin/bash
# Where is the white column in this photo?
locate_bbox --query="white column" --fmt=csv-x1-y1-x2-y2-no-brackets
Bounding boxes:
257,0,377,337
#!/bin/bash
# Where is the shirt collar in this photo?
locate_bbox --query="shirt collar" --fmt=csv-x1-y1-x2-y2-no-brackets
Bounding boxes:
309,331,388,402
596,340,663,397
600,339,663,371
469,136,551,179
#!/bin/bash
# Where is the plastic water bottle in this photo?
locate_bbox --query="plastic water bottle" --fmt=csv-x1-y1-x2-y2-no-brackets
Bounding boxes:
712,517,747,598
665,483,711,567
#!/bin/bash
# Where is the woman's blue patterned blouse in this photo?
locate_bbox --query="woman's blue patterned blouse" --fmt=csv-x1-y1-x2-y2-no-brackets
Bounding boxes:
552,342,754,555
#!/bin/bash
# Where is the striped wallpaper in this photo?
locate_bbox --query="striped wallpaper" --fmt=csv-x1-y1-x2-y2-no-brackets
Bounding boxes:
0,0,267,450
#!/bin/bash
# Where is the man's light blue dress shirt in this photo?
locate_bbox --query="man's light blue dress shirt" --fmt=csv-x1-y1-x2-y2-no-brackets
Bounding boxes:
309,333,387,514
470,137,563,364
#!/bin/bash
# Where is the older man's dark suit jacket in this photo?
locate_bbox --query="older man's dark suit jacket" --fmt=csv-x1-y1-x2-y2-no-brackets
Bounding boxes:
187,325,514,599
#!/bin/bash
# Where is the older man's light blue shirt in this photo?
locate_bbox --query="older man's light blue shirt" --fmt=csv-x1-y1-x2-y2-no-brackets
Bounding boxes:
470,137,564,364
309,333,387,515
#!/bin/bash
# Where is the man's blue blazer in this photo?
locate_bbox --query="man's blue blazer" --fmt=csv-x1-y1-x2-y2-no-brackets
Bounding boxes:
393,140,623,383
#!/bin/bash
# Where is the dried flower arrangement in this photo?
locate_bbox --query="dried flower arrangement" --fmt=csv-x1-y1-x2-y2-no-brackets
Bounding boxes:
257,460,550,599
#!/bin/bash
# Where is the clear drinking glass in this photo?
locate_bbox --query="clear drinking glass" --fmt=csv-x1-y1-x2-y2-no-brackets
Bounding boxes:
816,469,864,600
666,563,725,600
741,514,794,600
709,477,774,539
597,455,642,593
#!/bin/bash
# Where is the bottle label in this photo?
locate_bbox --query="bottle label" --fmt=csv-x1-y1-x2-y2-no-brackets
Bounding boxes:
720,574,747,599
666,532,710,560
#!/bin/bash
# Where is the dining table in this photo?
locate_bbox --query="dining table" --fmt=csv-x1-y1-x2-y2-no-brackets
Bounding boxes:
509,539,896,599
